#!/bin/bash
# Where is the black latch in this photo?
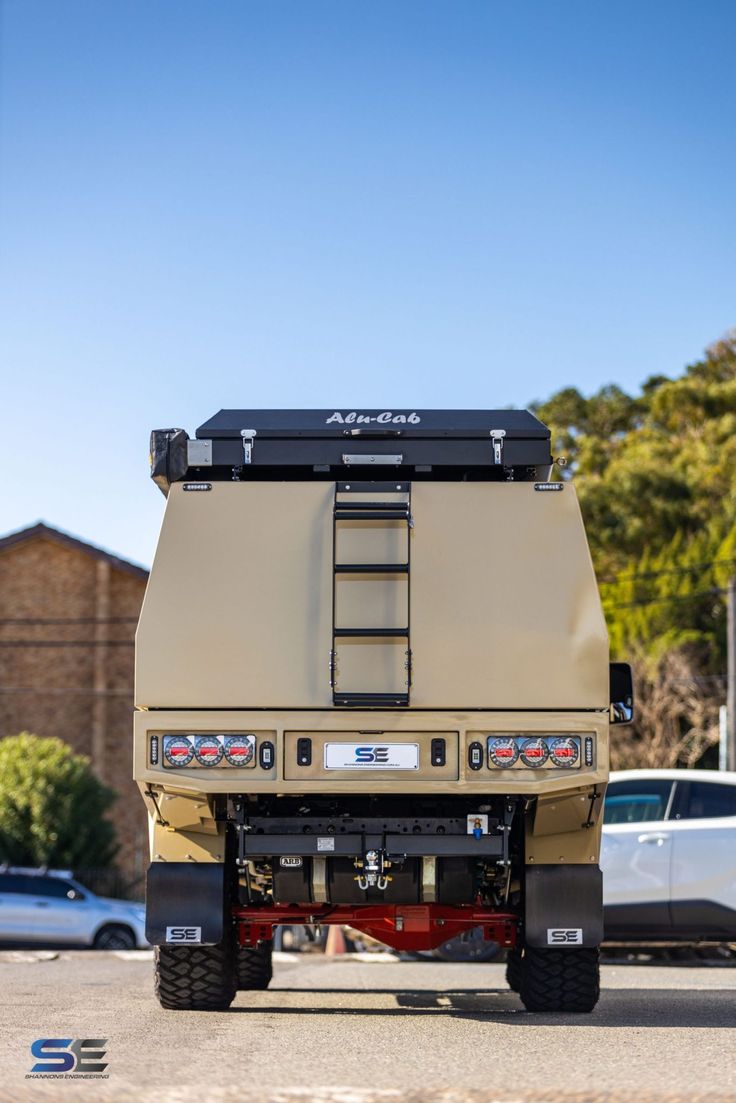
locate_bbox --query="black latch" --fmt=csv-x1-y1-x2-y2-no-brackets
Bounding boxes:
468,741,484,771
259,741,275,770
431,738,446,767
296,738,312,767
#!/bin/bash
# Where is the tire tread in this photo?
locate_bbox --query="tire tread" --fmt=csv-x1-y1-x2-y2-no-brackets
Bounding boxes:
236,943,273,990
519,947,600,1013
155,943,237,1011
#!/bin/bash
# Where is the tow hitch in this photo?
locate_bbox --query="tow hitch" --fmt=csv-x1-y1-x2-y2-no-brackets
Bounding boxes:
355,848,390,891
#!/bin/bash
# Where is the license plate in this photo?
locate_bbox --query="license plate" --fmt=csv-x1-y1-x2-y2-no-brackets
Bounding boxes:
324,742,419,770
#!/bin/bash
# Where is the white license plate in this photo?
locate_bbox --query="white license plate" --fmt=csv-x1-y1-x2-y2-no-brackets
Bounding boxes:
324,742,419,770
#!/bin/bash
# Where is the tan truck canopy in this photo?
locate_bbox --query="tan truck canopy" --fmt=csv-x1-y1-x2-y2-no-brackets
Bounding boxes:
137,411,608,711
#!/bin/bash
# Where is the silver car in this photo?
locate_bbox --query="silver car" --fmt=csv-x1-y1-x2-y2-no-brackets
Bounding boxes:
0,868,147,949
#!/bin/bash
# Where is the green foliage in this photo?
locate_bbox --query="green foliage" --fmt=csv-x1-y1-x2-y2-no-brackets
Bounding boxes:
534,330,736,670
0,734,118,868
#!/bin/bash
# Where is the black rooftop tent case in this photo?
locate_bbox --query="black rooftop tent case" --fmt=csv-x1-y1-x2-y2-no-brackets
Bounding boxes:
150,410,552,492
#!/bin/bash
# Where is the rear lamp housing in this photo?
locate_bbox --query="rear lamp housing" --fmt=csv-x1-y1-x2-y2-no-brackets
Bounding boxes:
160,733,257,768
484,734,586,771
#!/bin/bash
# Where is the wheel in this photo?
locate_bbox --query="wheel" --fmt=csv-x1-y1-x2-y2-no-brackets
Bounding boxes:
434,927,503,963
155,942,237,1010
505,947,523,992
236,941,273,990
93,924,137,950
519,947,600,1013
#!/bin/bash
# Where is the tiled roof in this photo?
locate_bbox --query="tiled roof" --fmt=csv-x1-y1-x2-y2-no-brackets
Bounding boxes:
0,522,149,581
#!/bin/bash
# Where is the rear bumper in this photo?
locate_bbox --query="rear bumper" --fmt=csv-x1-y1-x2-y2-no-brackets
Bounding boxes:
134,707,609,797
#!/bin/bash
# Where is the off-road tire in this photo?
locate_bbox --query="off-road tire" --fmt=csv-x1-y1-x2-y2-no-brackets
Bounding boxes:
154,943,237,1011
505,947,523,993
519,947,600,1013
237,942,273,990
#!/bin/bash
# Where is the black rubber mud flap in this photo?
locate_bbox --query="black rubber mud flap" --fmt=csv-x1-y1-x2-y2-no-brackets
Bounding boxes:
524,864,603,949
145,862,227,946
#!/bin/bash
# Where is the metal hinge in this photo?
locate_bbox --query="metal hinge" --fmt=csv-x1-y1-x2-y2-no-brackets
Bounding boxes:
342,453,403,466
490,429,506,465
240,429,257,464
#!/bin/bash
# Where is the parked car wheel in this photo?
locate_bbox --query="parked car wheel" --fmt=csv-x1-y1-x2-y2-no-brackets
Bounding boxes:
93,924,137,950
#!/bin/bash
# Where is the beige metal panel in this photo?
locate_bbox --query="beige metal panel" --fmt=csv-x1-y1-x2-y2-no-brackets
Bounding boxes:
336,520,408,566
283,730,459,781
135,482,334,708
334,639,409,696
334,575,408,630
410,483,608,708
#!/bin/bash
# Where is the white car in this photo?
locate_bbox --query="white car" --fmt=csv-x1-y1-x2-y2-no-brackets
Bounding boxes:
602,769,736,941
0,868,147,949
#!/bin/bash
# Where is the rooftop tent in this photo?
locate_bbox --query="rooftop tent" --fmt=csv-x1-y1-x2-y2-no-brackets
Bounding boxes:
151,410,553,493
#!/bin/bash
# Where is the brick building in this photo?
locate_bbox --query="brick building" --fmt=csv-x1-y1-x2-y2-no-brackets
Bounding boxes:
0,523,149,885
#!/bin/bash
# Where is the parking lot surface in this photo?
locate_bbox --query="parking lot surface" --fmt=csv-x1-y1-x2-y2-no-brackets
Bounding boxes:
0,951,734,1103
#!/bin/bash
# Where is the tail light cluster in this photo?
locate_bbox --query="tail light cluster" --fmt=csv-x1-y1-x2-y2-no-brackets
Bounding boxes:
487,735,585,770
160,733,256,769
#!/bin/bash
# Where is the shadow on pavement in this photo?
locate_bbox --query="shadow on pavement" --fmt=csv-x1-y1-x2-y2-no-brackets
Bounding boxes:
230,987,736,1027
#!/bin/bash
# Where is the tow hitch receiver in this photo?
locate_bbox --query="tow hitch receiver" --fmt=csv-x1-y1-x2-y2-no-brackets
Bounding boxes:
233,903,519,952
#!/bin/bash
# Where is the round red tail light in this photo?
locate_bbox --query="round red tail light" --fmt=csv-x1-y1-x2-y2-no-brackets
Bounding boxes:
488,737,519,768
224,735,255,766
520,738,549,768
164,736,194,767
549,737,580,768
194,736,224,766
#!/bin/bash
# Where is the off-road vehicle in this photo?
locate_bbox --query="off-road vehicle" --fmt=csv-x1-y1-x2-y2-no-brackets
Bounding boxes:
135,409,633,1012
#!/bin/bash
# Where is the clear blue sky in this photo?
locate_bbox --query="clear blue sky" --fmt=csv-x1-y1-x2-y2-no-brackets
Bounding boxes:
1,0,734,567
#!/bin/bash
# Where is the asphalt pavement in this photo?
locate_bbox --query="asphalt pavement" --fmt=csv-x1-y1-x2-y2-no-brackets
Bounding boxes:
0,950,734,1103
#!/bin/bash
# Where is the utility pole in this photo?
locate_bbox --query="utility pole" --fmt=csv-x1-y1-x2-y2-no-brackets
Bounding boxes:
728,578,736,771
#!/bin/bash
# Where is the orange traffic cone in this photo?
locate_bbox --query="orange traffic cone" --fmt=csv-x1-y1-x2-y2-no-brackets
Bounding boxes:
324,925,348,955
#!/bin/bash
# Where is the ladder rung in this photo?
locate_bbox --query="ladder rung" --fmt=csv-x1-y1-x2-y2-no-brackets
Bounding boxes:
334,501,409,511
334,628,409,638
337,481,410,493
334,692,410,707
334,563,409,574
335,509,409,521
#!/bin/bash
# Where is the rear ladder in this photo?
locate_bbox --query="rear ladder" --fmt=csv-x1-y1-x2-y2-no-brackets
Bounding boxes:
330,481,412,707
